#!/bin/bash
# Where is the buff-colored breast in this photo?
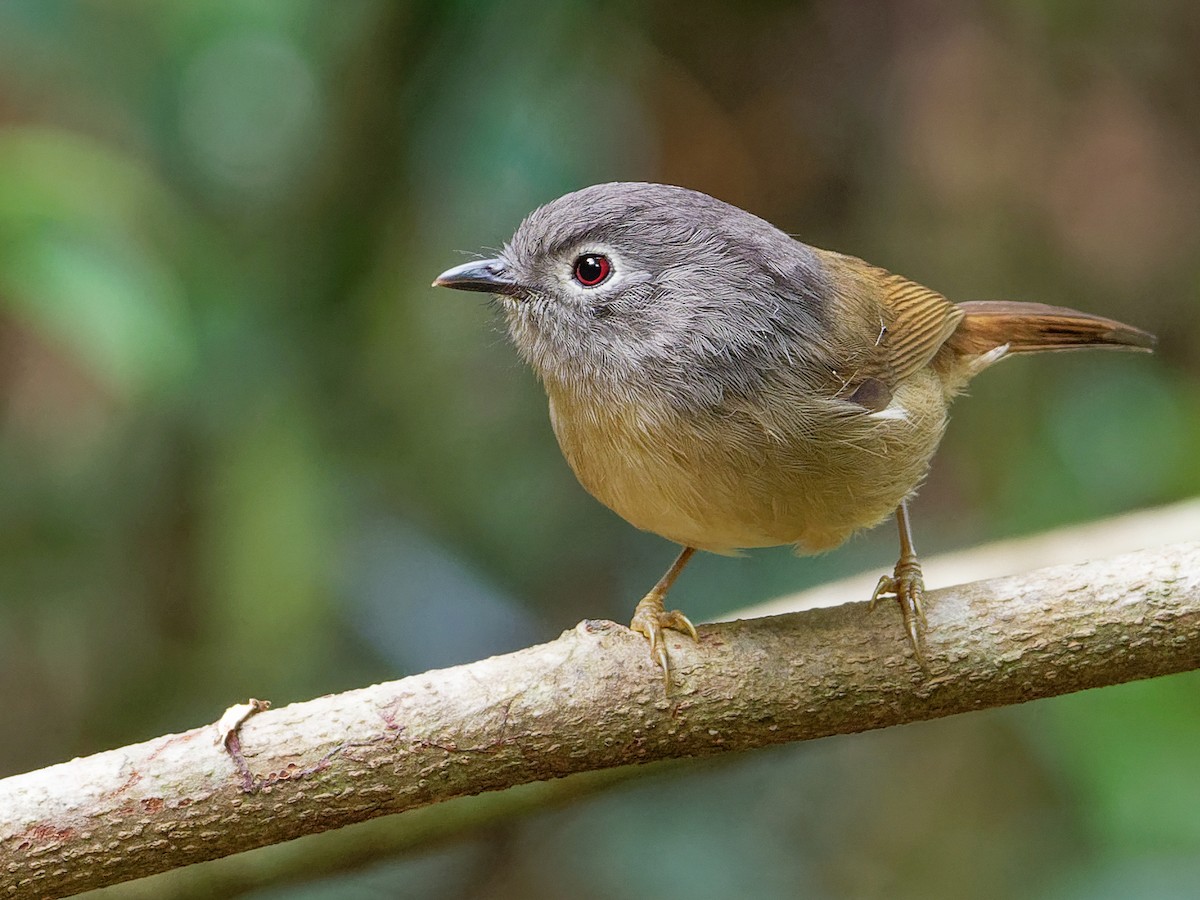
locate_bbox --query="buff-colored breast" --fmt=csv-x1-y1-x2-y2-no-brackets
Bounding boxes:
545,370,951,555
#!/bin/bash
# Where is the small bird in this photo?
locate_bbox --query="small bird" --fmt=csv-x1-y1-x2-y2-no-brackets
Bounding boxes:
434,182,1154,681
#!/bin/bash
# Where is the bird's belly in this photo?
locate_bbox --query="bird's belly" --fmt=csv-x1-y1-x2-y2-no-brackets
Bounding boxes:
548,378,948,554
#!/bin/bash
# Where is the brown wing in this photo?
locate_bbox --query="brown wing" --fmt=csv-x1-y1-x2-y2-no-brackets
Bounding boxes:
877,271,964,381
830,258,963,411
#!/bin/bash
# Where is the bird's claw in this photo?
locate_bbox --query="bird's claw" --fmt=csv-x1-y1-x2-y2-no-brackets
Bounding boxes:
630,598,698,691
870,557,928,668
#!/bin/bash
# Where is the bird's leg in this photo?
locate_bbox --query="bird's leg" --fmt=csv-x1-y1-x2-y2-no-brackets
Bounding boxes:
630,546,699,688
869,501,928,667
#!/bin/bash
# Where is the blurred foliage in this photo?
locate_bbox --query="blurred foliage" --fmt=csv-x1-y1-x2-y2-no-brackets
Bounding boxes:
1,1,1198,898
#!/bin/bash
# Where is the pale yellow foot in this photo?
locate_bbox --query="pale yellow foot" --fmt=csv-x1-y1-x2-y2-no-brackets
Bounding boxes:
869,556,928,668
630,591,698,690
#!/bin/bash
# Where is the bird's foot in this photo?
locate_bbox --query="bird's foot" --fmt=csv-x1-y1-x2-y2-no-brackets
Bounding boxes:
630,592,698,690
870,556,928,669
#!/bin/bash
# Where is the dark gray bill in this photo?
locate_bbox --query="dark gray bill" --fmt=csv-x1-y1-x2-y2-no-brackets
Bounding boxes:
432,258,522,296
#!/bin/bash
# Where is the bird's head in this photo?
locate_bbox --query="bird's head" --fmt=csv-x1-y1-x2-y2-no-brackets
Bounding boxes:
434,182,827,402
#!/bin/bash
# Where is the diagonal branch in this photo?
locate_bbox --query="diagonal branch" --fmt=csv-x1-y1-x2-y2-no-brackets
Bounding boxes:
3,540,1200,898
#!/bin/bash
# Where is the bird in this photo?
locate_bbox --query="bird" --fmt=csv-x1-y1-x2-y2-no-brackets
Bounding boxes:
433,182,1155,683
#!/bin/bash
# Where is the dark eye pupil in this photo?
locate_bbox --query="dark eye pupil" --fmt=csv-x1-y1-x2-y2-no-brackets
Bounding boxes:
573,254,611,286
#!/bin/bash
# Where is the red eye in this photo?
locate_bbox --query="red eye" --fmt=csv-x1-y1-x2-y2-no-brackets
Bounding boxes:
572,254,612,287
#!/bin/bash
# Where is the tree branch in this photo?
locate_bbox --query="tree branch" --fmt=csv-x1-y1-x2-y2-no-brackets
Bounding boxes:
4,541,1199,898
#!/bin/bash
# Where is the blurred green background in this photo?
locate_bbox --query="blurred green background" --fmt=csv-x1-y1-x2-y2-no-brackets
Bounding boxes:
2,1,1198,897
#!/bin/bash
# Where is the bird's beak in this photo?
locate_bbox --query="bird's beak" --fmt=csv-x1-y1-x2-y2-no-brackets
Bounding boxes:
432,258,522,297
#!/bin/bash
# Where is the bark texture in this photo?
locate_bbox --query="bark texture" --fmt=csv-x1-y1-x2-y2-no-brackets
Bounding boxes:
3,541,1199,898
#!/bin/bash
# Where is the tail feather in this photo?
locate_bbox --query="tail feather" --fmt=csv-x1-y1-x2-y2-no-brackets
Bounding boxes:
947,300,1155,357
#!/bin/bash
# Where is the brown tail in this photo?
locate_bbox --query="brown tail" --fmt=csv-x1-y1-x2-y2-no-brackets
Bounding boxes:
947,300,1155,357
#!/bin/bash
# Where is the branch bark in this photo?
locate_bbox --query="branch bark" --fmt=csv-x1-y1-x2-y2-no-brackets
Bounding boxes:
4,541,1199,898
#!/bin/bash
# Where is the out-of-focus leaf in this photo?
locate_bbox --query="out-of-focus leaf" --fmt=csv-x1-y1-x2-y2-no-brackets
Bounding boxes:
1035,671,1200,850
2,230,191,397
0,128,196,397
1046,362,1193,510
200,402,336,695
